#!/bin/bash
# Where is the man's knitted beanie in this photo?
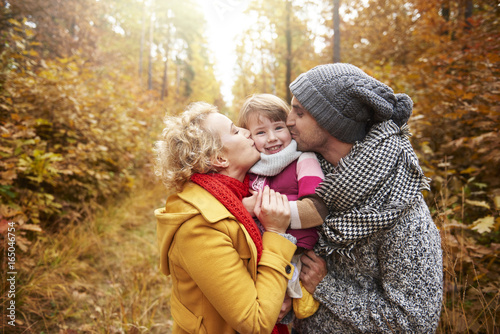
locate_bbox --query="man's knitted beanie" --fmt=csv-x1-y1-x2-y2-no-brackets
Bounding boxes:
289,63,413,143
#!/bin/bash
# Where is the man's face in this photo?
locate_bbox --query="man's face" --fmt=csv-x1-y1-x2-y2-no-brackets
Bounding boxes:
287,96,330,154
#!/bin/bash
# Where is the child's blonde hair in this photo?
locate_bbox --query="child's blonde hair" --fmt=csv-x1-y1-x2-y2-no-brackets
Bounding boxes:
238,94,290,129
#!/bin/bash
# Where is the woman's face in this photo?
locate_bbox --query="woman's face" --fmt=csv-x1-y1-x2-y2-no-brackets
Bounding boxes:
205,112,260,176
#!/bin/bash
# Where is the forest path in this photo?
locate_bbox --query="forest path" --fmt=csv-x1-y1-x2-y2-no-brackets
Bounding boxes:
20,179,173,333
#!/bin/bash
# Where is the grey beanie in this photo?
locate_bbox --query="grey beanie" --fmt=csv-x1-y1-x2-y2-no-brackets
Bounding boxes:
289,63,413,143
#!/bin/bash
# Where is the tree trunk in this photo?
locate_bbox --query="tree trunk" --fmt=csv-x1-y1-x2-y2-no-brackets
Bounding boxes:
285,0,292,103
161,26,170,101
161,54,168,100
261,35,266,92
139,3,146,82
176,60,181,99
333,0,341,63
464,0,473,30
441,2,450,22
148,12,154,90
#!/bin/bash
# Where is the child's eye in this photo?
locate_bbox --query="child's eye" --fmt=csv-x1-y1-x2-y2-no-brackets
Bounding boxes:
276,126,284,130
256,131,265,135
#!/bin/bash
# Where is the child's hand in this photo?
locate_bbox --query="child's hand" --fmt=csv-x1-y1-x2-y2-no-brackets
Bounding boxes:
242,190,258,217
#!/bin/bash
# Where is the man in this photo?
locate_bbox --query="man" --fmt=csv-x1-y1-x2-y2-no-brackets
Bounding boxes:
287,63,443,333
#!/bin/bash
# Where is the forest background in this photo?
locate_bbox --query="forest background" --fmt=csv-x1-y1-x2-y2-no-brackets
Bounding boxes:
0,0,498,333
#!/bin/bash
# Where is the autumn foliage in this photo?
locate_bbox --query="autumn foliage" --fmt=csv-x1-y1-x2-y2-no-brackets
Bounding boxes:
0,0,499,332
1,20,152,252
0,0,221,244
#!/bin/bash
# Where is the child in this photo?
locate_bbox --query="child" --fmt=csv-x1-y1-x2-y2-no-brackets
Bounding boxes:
239,93,324,320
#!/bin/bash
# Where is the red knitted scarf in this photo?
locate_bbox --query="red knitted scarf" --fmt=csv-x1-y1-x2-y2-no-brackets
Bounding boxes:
190,172,263,262
190,173,289,334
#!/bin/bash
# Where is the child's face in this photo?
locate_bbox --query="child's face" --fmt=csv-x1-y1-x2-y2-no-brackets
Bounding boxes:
247,113,292,155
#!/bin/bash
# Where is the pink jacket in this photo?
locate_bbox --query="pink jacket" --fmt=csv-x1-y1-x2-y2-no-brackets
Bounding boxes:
249,152,324,249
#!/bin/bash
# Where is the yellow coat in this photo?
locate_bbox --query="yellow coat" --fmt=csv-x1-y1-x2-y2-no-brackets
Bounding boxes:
155,182,296,334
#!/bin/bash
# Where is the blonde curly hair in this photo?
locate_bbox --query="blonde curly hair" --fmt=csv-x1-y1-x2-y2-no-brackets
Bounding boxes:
238,93,290,129
154,102,223,192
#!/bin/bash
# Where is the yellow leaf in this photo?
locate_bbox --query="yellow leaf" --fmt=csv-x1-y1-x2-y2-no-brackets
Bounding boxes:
470,216,494,234
462,92,475,100
494,196,500,210
8,19,21,27
460,167,478,174
20,224,42,232
15,40,25,50
446,195,459,206
25,29,35,38
465,199,490,209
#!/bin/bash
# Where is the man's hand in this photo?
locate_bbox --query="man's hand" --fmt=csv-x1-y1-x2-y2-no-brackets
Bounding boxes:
300,250,327,294
277,293,292,323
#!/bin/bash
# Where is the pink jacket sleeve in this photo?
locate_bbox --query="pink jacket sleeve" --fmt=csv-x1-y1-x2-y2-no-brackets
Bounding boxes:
296,152,324,198
289,152,325,231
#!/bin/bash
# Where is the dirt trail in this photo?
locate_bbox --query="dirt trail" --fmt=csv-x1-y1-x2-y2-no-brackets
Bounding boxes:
14,180,173,334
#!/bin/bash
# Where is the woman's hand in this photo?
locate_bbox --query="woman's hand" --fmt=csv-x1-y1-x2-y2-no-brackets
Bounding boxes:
254,186,290,234
242,190,258,217
300,250,327,294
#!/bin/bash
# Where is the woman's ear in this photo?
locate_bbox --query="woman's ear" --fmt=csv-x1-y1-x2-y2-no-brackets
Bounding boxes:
212,154,229,169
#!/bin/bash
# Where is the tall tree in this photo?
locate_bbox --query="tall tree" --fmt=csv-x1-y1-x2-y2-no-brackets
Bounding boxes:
8,0,104,59
161,28,170,100
333,0,341,62
139,2,147,81
285,0,292,102
148,8,154,90
98,0,222,104
232,0,320,107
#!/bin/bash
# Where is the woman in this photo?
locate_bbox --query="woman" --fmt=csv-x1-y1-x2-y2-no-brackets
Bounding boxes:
154,102,297,333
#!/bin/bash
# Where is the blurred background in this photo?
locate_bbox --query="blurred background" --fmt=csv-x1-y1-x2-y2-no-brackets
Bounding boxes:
0,0,499,333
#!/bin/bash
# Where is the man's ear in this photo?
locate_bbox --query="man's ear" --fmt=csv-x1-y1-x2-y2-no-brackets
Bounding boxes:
212,154,229,169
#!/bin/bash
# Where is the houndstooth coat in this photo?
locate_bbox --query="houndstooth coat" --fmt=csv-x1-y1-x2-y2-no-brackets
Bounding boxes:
293,194,443,333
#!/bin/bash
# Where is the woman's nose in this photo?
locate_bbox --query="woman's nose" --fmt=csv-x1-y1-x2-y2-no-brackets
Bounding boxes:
241,127,251,138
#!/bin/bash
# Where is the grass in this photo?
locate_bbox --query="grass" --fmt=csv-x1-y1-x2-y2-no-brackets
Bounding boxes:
2,177,499,333
437,226,500,334
434,187,500,334
2,178,173,333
